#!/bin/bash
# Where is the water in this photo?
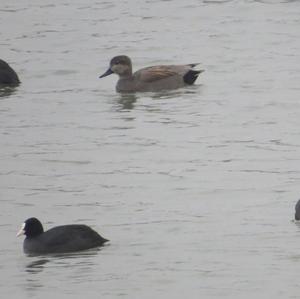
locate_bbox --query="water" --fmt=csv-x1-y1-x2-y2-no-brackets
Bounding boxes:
1,0,300,298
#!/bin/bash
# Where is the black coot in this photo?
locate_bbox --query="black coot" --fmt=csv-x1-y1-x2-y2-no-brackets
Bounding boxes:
17,217,108,254
295,200,300,221
0,59,20,85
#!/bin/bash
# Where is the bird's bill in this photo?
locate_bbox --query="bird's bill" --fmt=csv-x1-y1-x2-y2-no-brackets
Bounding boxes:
99,68,113,78
16,223,25,237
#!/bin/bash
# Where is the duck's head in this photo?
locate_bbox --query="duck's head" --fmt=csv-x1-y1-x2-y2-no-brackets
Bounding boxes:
17,218,44,238
100,55,132,78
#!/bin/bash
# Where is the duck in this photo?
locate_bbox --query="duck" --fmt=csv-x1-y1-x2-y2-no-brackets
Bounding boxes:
0,59,20,85
99,55,204,93
17,217,108,254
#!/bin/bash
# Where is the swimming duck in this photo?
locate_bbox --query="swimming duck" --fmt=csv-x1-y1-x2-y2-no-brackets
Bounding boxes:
100,55,204,92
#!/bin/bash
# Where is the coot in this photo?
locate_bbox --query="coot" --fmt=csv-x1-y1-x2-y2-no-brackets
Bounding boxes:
295,200,300,221
17,217,108,254
0,59,20,85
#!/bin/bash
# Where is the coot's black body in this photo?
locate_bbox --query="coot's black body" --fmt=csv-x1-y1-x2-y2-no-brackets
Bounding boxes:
0,59,20,85
18,218,108,254
295,199,300,221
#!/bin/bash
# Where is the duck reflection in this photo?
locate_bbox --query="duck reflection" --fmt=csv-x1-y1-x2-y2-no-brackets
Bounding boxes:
117,93,137,110
115,86,200,110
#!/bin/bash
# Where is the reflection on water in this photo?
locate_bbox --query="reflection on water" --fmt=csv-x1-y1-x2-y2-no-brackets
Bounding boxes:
26,258,49,274
116,93,137,110
148,86,202,100
25,247,103,261
24,258,49,294
0,85,19,98
23,249,103,294
114,86,202,111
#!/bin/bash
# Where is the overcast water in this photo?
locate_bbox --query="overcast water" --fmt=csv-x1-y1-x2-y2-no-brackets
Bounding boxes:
1,0,300,298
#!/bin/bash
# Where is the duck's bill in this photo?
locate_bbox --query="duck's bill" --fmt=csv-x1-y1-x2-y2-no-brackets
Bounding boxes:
99,68,113,78
16,223,25,237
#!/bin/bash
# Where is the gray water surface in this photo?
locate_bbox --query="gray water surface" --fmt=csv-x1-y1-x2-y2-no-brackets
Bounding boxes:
1,0,300,298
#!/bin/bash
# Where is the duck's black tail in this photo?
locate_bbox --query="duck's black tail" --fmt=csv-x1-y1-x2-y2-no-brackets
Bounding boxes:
183,69,204,85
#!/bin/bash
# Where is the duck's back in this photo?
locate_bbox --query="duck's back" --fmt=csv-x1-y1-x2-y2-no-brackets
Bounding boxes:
24,224,108,254
130,64,200,92
135,65,188,81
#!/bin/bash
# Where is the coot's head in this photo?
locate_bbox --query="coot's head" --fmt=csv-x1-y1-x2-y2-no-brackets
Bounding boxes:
17,218,44,238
